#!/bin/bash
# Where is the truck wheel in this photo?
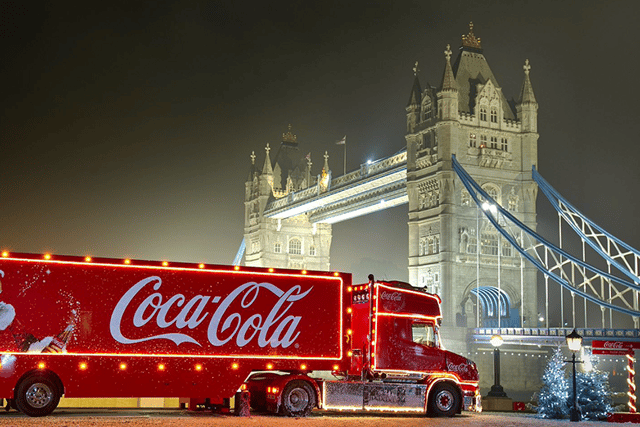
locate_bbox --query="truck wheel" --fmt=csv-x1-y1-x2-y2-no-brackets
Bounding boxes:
428,383,459,417
280,380,315,417
15,375,60,417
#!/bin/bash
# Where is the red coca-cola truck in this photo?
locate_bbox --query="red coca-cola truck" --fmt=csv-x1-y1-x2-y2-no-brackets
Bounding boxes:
0,251,480,417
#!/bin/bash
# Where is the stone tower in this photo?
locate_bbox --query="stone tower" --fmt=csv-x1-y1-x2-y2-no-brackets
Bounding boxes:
244,125,332,270
405,24,539,350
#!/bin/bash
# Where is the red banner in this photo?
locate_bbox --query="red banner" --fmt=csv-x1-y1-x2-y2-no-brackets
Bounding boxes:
592,340,640,355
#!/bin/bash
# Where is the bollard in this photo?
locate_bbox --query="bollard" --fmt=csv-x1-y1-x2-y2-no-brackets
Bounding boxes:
235,390,251,417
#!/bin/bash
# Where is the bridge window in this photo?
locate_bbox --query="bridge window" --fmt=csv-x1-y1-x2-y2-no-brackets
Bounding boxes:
502,241,512,257
480,107,487,121
461,189,471,206
480,135,487,147
467,236,478,254
469,133,476,148
483,184,500,204
309,245,316,256
428,236,439,254
288,238,302,255
490,136,498,149
423,102,432,120
274,242,281,253
481,232,499,256
501,137,508,151
419,237,427,256
490,107,498,123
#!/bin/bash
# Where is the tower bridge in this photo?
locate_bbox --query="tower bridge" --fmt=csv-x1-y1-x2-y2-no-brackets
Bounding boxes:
240,24,640,400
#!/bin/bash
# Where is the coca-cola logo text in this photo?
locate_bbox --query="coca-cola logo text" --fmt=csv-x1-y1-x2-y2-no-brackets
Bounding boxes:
380,291,402,302
110,277,312,348
447,362,469,374
603,341,624,349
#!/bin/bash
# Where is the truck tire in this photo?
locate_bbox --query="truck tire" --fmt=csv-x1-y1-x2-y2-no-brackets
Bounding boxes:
428,383,459,417
15,374,60,417
280,380,315,417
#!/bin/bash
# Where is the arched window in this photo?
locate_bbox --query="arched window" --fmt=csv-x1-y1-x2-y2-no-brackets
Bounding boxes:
482,184,501,205
288,238,302,255
469,133,476,148
309,245,316,256
274,242,281,253
481,232,499,255
490,108,498,123
479,107,487,121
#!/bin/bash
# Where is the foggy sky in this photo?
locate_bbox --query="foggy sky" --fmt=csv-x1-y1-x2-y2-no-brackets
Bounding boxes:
2,1,639,284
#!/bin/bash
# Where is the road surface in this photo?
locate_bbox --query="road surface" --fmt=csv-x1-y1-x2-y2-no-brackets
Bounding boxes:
0,409,614,426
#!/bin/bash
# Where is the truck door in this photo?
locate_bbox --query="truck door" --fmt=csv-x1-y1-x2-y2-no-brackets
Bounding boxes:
403,320,446,373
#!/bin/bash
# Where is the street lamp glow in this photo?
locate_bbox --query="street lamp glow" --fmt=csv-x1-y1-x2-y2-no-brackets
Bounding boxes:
490,334,504,347
566,329,583,353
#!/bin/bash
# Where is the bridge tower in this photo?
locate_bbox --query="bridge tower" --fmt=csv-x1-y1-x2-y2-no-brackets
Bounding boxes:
244,125,332,270
405,24,539,348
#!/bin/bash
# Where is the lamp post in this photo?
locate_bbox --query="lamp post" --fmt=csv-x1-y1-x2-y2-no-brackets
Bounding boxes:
487,334,508,397
566,329,583,422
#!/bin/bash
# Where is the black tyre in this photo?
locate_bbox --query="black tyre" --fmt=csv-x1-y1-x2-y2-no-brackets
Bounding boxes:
279,380,315,417
428,383,459,417
15,375,60,417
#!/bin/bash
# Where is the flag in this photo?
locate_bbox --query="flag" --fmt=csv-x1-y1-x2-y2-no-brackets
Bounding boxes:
305,152,311,160
336,136,346,145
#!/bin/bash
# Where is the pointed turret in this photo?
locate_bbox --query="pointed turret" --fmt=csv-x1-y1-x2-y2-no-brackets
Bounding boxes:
440,45,458,93
407,61,422,106
517,59,538,133
406,61,422,133
248,150,258,181
262,143,273,175
518,59,537,105
437,45,459,121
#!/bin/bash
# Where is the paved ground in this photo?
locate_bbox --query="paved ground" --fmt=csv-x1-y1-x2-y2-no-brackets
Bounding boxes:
0,410,615,427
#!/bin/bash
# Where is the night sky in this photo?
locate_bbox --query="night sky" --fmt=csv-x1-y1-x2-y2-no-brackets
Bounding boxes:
2,1,640,285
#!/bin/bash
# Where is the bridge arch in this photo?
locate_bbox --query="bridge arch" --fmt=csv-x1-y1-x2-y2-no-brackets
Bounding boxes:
458,280,521,328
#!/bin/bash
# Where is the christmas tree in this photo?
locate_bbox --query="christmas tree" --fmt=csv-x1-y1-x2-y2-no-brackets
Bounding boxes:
570,364,613,420
534,346,569,419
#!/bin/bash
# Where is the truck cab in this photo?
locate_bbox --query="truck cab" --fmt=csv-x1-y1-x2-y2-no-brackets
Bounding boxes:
248,277,481,417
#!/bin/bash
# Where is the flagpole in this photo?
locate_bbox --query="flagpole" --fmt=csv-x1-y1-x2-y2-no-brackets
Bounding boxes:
343,140,346,176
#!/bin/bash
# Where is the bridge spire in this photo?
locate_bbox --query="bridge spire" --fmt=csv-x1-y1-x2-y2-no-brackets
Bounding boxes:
517,59,538,134
262,143,273,175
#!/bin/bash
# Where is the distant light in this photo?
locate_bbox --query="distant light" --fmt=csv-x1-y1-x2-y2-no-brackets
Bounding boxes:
198,263,205,269
85,256,92,262
232,363,239,370
367,160,372,165
300,364,307,370
124,259,131,265
234,266,240,271
44,254,51,260
119,363,127,371
158,363,166,371
38,362,46,369
79,362,88,371
490,334,504,347
266,363,274,370
1,251,8,257
162,261,169,267
268,268,274,273
195,364,203,371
